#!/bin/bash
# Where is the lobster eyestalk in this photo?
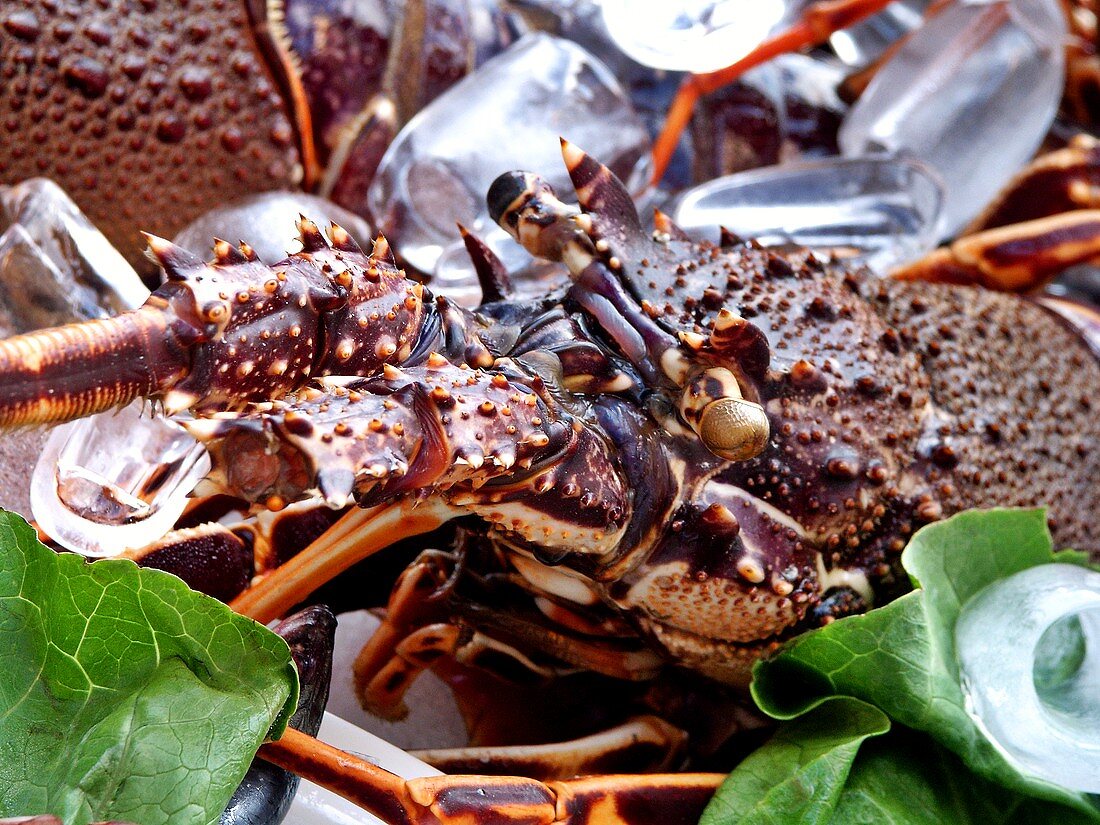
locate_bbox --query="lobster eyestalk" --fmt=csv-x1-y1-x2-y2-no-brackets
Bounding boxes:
0,305,189,427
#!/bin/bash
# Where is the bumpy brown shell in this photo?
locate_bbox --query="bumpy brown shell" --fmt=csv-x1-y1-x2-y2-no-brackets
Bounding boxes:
0,0,301,266
868,279,1100,551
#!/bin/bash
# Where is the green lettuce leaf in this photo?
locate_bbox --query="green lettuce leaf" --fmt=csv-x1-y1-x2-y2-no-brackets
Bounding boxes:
703,508,1099,824
700,697,889,825
0,510,299,825
830,730,1096,825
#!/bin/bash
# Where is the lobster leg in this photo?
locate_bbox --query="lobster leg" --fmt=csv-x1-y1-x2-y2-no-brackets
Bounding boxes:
411,715,689,779
231,500,460,624
355,545,664,719
650,0,895,182
259,728,725,825
353,550,457,717
889,210,1100,292
362,613,665,721
965,134,1100,231
360,622,465,718
351,548,619,718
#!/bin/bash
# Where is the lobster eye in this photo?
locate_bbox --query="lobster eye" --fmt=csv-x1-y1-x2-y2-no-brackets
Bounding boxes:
678,367,770,462
699,397,770,462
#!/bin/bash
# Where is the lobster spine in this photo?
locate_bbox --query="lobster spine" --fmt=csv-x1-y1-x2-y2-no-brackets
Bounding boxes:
0,224,470,427
185,359,579,510
0,306,186,427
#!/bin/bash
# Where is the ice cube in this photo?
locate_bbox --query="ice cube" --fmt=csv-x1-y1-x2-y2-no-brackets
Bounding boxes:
0,177,212,557
516,0,699,189
0,178,147,314
31,402,210,558
668,155,945,273
956,564,1100,792
368,33,652,275
0,224,88,333
599,0,798,73
839,0,1066,236
693,55,846,182
432,231,569,307
829,0,929,67
0,178,148,522
512,0,674,80
172,191,374,265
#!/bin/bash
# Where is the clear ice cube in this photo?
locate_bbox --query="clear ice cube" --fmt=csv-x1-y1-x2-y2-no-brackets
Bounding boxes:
956,564,1100,792
31,403,210,558
829,0,929,67
512,0,660,80
432,233,569,307
0,178,151,523
692,55,846,183
0,224,89,333
668,155,944,273
839,0,1066,236
0,177,207,556
368,33,652,276
510,1,691,183
0,178,148,315
172,191,375,264
598,0,798,73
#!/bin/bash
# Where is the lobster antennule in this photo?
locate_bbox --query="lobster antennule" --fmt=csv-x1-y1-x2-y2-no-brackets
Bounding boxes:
0,306,190,427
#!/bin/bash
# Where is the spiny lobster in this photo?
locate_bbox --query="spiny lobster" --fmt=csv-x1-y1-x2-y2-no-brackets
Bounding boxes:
1,143,1100,822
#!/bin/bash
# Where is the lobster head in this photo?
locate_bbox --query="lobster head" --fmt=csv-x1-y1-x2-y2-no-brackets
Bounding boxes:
489,142,930,549
450,142,944,681
0,142,944,688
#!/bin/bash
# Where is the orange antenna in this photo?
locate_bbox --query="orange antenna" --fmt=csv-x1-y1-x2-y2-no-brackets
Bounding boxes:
651,0,896,184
